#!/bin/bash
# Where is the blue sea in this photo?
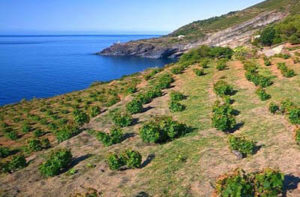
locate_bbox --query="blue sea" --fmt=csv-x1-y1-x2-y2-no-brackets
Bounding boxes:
0,35,172,106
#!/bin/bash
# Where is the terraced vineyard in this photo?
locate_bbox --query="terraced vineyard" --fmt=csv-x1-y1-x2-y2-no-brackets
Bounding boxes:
1,43,300,196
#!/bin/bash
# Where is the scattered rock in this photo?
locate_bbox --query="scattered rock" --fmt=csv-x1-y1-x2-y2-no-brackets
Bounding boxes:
232,150,243,160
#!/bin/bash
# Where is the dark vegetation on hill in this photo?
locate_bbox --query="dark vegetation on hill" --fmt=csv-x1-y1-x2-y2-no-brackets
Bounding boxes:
254,15,300,46
171,0,300,41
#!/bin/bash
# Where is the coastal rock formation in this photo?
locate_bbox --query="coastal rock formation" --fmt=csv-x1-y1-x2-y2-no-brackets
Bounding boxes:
98,11,286,59
99,41,184,59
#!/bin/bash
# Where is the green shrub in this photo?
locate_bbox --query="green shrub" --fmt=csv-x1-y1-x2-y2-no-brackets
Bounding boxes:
22,122,32,133
228,135,256,157
263,56,272,66
58,118,68,125
33,129,45,137
274,53,291,59
269,102,279,114
89,106,101,118
126,86,137,94
280,99,295,113
136,93,152,104
244,61,273,87
288,108,300,125
7,155,27,172
73,110,90,126
216,170,254,197
200,58,210,68
224,96,233,105
260,26,276,46
216,59,227,71
290,34,300,44
169,101,186,112
27,138,50,152
170,91,185,102
126,99,143,114
212,102,236,132
121,150,142,169
256,88,271,101
39,149,72,177
1,155,27,173
48,123,58,130
193,68,205,76
144,68,162,80
106,153,125,171
140,117,187,143
254,169,284,196
111,112,133,127
277,63,295,78
139,121,161,143
136,88,163,104
0,146,11,158
153,73,174,90
97,127,123,146
105,96,120,107
216,169,284,197
213,80,234,97
106,149,142,171
5,131,19,141
55,126,80,143
171,65,184,74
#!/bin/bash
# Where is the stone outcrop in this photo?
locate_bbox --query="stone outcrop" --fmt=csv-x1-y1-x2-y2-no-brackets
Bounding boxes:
98,11,286,59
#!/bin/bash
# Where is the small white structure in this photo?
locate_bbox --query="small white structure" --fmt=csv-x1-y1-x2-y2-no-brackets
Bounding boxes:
251,35,261,42
177,35,185,39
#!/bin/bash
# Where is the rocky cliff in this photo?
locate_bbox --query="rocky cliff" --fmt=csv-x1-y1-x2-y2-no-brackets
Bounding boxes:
98,11,286,59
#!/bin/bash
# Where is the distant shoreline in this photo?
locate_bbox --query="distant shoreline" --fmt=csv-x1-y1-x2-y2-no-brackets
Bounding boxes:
0,34,164,37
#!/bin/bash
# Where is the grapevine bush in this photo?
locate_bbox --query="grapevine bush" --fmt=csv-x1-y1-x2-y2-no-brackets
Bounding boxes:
97,127,123,146
216,169,284,197
228,135,256,157
244,61,272,87
55,126,80,143
216,59,227,71
0,146,11,158
213,81,234,97
277,62,296,78
169,101,186,112
139,116,187,143
111,112,133,127
263,56,272,66
1,155,27,173
26,138,50,152
193,68,205,76
39,148,72,177
126,99,143,114
73,110,90,126
269,102,279,114
170,91,185,102
212,101,236,132
89,106,101,117
255,88,271,101
106,149,142,170
171,65,185,74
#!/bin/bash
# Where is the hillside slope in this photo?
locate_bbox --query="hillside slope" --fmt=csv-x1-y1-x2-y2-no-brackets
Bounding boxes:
1,44,300,196
99,0,300,59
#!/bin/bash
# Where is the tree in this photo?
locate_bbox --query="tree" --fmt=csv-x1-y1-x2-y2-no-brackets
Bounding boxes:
260,26,276,46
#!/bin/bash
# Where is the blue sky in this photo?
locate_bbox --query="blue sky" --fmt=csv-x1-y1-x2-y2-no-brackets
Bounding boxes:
0,0,265,35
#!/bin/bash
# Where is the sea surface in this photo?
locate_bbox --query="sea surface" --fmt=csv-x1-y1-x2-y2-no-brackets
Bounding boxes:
0,35,172,106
